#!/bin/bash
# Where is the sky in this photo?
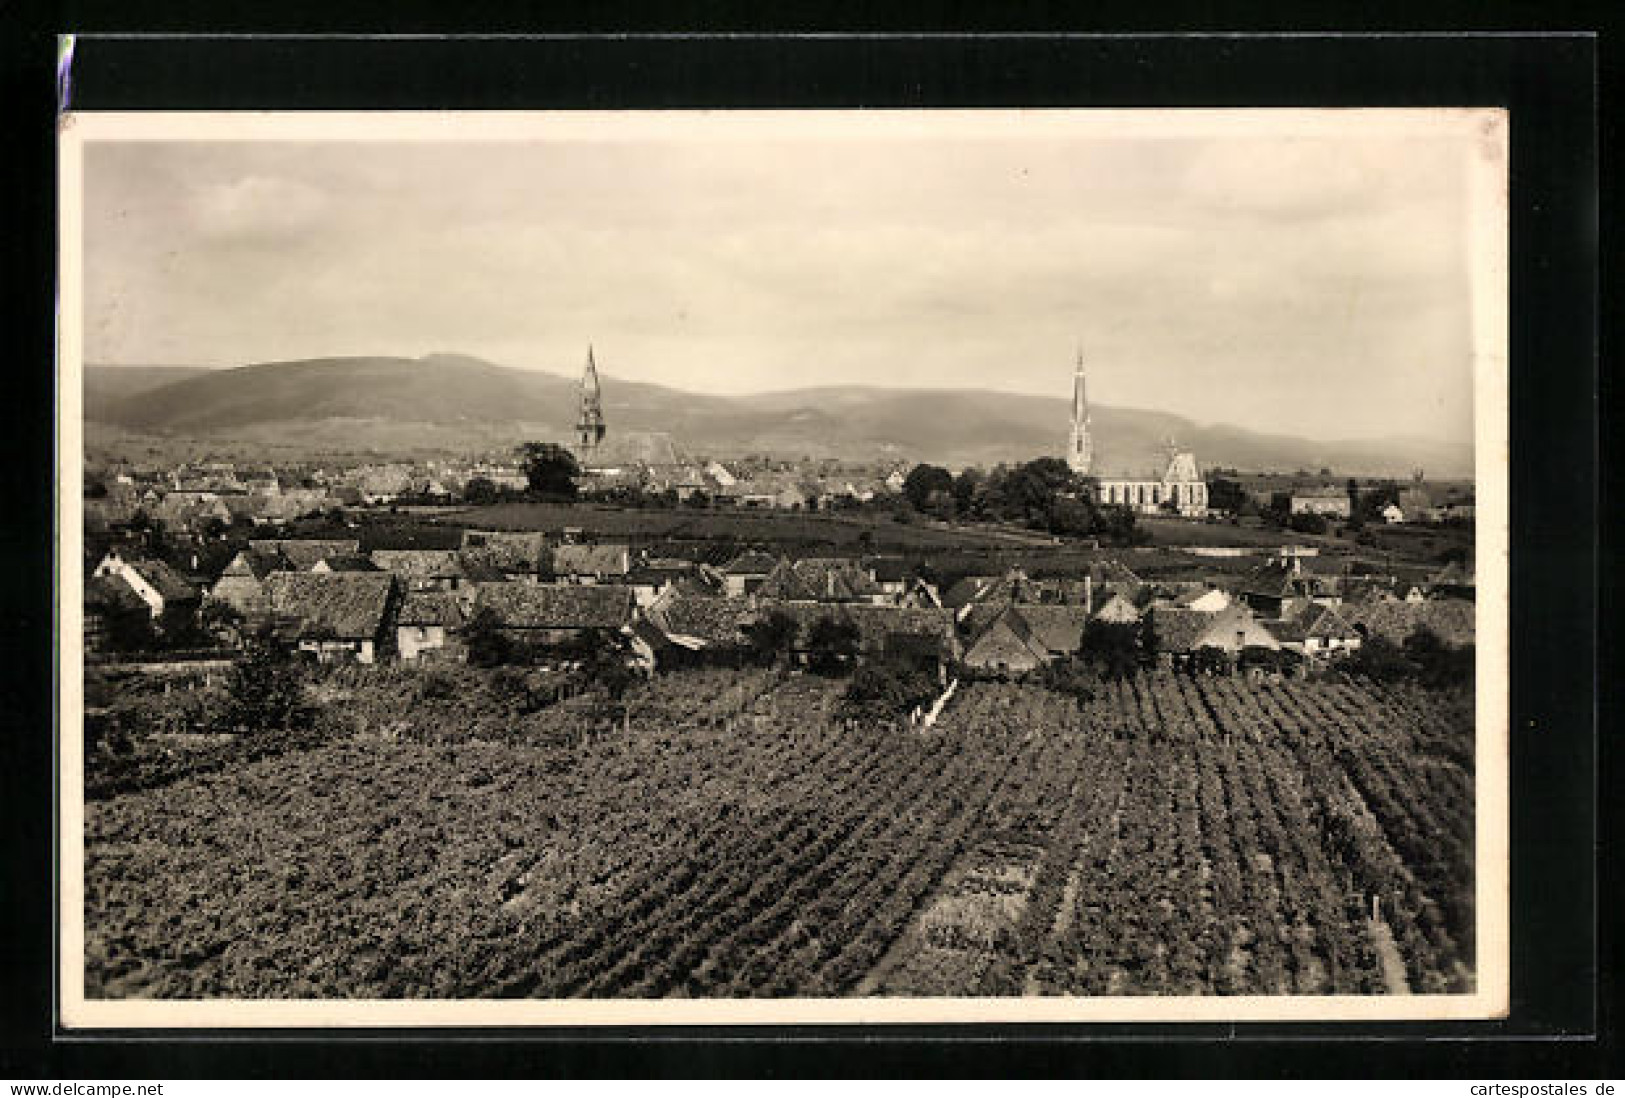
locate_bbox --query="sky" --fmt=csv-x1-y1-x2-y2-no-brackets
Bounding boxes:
79,113,1494,443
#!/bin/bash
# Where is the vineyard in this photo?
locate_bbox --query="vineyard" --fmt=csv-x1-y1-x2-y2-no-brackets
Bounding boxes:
83,670,1474,999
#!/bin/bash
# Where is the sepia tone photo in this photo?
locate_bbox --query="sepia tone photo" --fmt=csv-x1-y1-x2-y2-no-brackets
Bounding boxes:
57,109,1508,1026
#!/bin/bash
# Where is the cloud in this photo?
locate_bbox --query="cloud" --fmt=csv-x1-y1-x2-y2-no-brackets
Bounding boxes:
191,175,332,243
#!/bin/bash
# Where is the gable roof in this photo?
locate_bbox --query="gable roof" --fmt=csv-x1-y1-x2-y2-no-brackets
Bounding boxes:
755,557,881,602
1092,592,1142,623
964,609,1052,666
551,544,632,576
471,582,634,630
396,590,466,628
85,574,148,614
721,549,780,576
263,572,396,640
127,558,200,603
370,549,465,580
223,548,293,580
314,554,381,574
458,529,549,571
646,593,754,646
249,538,362,571
842,604,960,653
1149,607,1225,654
1342,600,1475,647
1009,604,1090,654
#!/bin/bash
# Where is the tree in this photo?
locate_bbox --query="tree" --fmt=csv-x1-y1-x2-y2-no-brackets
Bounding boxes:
742,610,799,667
1078,621,1141,679
952,467,986,517
225,627,311,735
806,616,861,676
518,442,581,500
1207,477,1248,514
841,656,939,724
902,464,954,512
461,606,510,668
463,476,499,506
1046,494,1100,537
1287,511,1329,535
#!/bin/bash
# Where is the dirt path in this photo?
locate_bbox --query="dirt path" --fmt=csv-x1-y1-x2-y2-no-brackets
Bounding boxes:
1368,918,1412,995
1022,869,1081,996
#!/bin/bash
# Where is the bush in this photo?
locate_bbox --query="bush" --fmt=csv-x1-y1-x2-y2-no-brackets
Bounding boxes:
841,657,939,723
225,631,312,735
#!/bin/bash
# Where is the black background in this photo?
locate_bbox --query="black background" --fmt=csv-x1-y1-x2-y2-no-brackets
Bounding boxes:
0,22,1608,1079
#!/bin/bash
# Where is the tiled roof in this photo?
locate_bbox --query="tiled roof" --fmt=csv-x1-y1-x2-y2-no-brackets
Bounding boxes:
1342,600,1475,647
472,582,634,630
964,610,1052,666
843,604,959,653
1148,607,1225,654
249,539,362,571
721,550,781,576
264,572,396,640
1009,604,1090,654
85,574,147,614
396,590,466,628
1091,592,1143,623
551,544,631,576
755,558,880,602
315,554,381,573
647,593,754,645
128,559,200,603
458,530,548,571
223,548,292,580
370,549,464,579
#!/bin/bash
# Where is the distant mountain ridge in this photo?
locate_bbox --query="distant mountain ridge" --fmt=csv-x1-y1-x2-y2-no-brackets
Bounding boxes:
82,355,1474,477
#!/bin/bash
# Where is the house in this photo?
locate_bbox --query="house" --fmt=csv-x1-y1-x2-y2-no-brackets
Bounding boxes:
842,604,962,665
642,590,757,663
310,554,381,574
459,530,550,578
262,571,398,664
550,544,632,584
1289,487,1352,518
704,460,738,488
1380,503,1406,524
1171,586,1232,613
84,575,151,653
469,582,636,649
623,559,698,607
369,549,467,591
1091,591,1143,624
1341,600,1475,648
961,608,1054,674
961,603,1088,662
248,538,362,571
719,550,780,597
1428,561,1476,600
395,590,466,662
754,557,885,603
92,550,202,621
1267,603,1362,658
209,547,294,615
863,557,915,597
1150,604,1281,668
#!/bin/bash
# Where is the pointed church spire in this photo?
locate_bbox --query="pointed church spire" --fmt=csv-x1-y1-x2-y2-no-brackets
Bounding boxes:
1067,347,1093,475
577,343,606,457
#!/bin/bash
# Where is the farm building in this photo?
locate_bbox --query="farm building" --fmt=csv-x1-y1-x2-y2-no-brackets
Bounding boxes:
208,547,294,615
459,530,550,576
754,558,885,604
370,549,467,591
551,544,632,584
961,603,1090,673
248,538,362,571
1341,600,1475,648
83,575,151,653
1289,487,1352,518
1149,604,1281,668
470,582,636,648
1091,592,1142,624
719,550,781,597
394,590,466,662
92,550,202,621
1266,603,1363,658
262,571,399,665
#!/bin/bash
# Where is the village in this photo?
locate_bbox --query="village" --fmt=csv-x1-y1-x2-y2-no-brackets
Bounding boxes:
82,354,1476,696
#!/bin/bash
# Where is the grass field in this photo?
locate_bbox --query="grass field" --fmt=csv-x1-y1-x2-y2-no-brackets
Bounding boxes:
84,669,1474,999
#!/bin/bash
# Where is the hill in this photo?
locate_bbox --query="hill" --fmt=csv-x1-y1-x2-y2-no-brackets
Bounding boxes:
83,354,1473,477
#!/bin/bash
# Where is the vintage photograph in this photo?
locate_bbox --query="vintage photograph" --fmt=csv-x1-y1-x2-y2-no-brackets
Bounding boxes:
57,110,1507,1025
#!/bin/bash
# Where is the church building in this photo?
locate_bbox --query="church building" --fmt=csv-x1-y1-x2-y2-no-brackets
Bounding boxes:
1066,352,1208,518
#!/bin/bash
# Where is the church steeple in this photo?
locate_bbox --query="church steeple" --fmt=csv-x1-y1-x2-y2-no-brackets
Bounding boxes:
576,344,606,459
1067,348,1093,475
